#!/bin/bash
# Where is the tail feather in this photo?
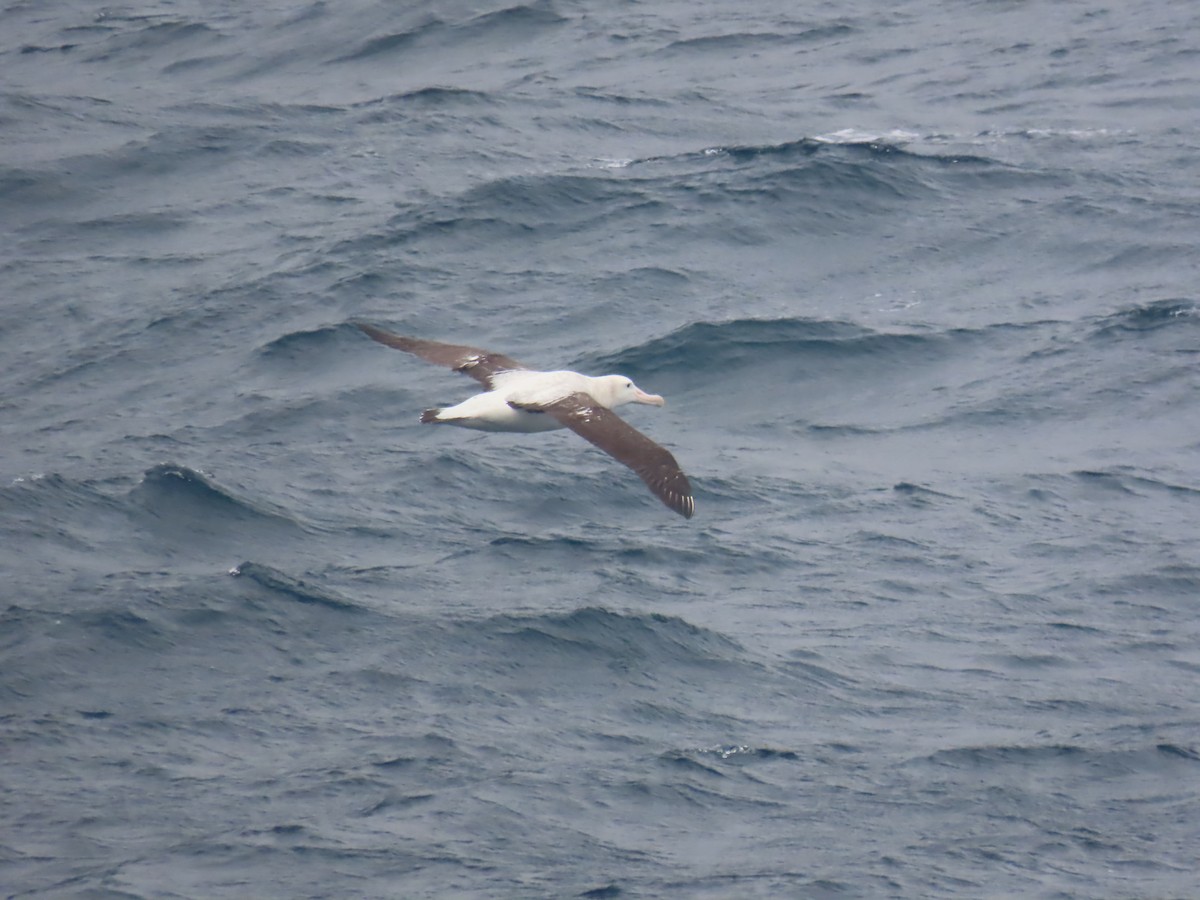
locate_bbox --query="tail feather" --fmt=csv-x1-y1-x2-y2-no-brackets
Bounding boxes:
420,408,442,424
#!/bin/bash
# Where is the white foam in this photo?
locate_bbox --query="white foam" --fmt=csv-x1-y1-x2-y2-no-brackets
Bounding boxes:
813,128,921,145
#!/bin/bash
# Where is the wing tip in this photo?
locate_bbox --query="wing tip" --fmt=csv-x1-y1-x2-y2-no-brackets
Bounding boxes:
663,490,695,519
354,321,396,345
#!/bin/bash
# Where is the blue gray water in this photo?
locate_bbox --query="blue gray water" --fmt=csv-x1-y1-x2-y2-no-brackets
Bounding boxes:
3,1,1199,896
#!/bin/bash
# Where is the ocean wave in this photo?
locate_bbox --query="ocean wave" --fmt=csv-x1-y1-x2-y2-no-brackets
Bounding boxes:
478,526,804,581
1091,565,1200,600
255,322,351,362
376,135,1022,253
354,86,498,119
74,605,172,651
328,16,448,64
329,1,564,65
711,136,998,170
913,742,1200,777
2,471,123,517
231,561,360,611
1090,298,1198,336
662,745,802,772
62,209,192,242
661,24,854,55
572,86,672,108
62,15,224,70
480,606,746,670
390,171,650,244
587,316,946,378
577,314,1055,440
1,472,135,565
457,0,567,36
1027,468,1200,500
129,463,308,537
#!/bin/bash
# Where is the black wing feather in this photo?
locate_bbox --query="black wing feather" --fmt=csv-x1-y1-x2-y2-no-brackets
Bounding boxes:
515,392,694,519
356,323,526,389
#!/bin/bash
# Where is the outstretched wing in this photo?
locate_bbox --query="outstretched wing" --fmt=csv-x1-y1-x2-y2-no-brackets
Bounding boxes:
514,391,694,519
356,323,527,389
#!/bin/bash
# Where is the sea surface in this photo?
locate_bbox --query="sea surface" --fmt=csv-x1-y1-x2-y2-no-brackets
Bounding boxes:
3,1,1199,897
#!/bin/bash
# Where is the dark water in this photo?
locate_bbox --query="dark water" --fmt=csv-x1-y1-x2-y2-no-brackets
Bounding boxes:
3,1,1199,896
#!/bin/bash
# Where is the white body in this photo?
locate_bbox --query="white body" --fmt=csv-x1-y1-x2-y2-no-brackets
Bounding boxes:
432,370,664,432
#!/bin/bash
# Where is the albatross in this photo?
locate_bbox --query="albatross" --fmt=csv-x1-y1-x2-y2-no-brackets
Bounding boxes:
356,323,694,518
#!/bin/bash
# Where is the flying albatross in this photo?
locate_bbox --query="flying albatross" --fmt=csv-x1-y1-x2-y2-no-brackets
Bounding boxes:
356,323,694,518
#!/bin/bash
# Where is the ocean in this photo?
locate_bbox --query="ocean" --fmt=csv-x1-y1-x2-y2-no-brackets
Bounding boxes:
3,0,1199,896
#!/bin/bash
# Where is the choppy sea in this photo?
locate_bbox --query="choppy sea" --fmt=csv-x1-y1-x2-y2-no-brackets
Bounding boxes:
3,1,1199,897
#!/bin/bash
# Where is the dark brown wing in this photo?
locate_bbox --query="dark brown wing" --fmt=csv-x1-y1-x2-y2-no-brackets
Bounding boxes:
515,392,694,519
355,323,527,389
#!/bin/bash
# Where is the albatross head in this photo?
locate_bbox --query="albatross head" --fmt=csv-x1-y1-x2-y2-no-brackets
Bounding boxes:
593,374,666,409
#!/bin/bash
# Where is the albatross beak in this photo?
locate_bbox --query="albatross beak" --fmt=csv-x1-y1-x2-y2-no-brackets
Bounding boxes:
633,388,666,406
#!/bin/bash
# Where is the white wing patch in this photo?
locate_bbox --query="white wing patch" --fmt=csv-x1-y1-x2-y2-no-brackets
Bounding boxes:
572,407,596,424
